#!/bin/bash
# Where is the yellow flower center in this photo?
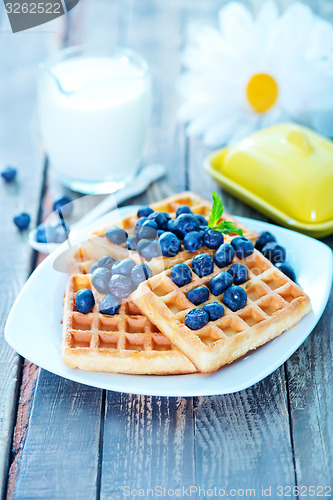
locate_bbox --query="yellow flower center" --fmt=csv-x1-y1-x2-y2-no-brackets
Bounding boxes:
246,73,278,113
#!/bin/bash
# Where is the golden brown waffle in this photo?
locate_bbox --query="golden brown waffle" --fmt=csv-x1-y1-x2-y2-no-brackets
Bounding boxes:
79,191,259,275
62,274,197,374
133,250,311,373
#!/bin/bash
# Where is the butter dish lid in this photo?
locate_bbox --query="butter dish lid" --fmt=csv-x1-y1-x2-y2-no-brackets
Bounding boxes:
205,123,333,237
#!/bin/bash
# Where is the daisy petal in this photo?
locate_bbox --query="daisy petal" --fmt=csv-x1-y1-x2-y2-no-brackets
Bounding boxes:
218,2,255,54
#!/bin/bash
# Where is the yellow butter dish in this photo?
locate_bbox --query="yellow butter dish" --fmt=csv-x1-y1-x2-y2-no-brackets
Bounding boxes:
204,123,333,238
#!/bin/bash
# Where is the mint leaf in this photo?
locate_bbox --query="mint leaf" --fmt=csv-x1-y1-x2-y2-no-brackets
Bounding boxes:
208,191,243,236
215,220,243,236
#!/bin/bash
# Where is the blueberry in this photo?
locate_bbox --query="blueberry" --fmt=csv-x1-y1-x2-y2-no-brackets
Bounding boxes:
185,309,209,330
183,231,204,252
173,214,199,238
157,229,164,237
137,238,153,254
127,235,139,250
204,229,224,249
167,219,183,239
112,258,135,276
148,211,171,230
89,263,100,274
170,263,192,287
227,263,248,285
192,253,214,277
203,302,224,321
105,225,128,245
53,196,73,217
131,263,153,285
262,242,286,264
134,217,148,235
209,272,233,296
255,231,276,252
75,289,95,314
187,286,209,305
275,262,296,282
222,286,247,311
53,224,69,243
195,214,208,226
1,166,17,182
138,220,158,240
139,240,161,261
137,206,154,218
199,225,209,234
214,243,234,268
159,231,181,257
97,256,116,270
231,236,254,258
36,223,56,243
176,205,192,216
92,268,112,294
13,212,30,230
109,274,133,299
99,294,120,315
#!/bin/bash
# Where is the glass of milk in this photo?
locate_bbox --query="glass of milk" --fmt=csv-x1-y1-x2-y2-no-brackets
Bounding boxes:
38,46,151,193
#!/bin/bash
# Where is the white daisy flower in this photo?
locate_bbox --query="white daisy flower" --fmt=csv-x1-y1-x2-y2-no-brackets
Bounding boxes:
178,1,333,147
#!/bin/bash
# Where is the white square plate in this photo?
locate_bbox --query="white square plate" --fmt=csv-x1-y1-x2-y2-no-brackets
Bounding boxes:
5,207,333,396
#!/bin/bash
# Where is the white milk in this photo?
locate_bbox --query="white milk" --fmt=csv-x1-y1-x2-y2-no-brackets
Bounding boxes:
38,53,150,192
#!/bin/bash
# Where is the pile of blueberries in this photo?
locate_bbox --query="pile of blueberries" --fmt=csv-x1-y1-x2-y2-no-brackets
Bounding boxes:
254,231,296,282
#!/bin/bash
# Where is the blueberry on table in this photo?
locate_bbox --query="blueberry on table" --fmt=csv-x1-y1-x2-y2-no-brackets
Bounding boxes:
183,231,203,252
92,268,112,294
139,240,161,261
127,235,139,251
262,242,286,264
13,212,30,230
75,289,95,314
203,302,224,321
138,220,158,240
109,274,133,299
222,286,247,312
172,214,199,238
204,229,224,249
275,262,296,282
209,272,233,296
112,258,135,276
192,253,214,277
255,231,276,252
195,214,208,226
227,263,249,285
1,166,17,182
105,225,128,245
148,211,171,230
131,263,153,285
170,263,192,287
99,294,120,315
231,236,254,258
187,285,210,305
185,308,209,330
176,205,192,216
137,206,154,218
97,256,116,270
213,243,234,268
159,231,181,257
134,217,148,235
53,196,73,217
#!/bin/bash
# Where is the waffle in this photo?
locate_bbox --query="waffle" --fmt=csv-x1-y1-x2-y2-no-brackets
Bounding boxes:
133,249,311,373
78,191,259,275
62,274,197,374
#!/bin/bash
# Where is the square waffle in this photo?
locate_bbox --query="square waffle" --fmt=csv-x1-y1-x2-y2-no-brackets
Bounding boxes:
133,249,311,373
62,274,197,374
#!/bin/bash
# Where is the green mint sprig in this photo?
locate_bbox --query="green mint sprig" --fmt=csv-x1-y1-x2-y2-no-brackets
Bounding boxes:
208,191,243,236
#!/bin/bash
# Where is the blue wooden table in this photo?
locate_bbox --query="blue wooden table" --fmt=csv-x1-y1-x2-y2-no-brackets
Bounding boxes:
0,1,332,499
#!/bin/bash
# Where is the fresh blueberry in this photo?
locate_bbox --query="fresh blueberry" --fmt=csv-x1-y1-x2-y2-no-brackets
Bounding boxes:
1,166,17,182
138,220,158,240
139,240,161,261
231,236,254,258
127,235,139,251
89,263,100,274
148,211,171,230
204,229,224,249
222,286,247,311
105,225,128,245
109,274,133,299
53,224,69,243
275,262,296,282
185,309,209,330
203,302,224,321
214,243,234,268
13,212,30,230
137,238,153,255
99,294,120,315
192,253,214,277
170,263,192,287
195,214,208,226
199,225,209,234
167,219,183,239
183,231,204,252
159,231,181,257
36,223,56,243
75,289,95,314
92,268,112,294
112,258,135,276
137,206,154,218
53,196,73,217
97,256,116,270
134,217,148,235
187,286,209,305
209,272,233,296
157,229,164,237
176,205,192,216
172,214,199,238
131,263,153,286
255,231,276,252
262,242,286,264
227,264,248,285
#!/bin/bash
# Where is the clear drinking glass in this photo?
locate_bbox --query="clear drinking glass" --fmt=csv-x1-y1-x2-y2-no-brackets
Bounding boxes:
38,45,151,194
